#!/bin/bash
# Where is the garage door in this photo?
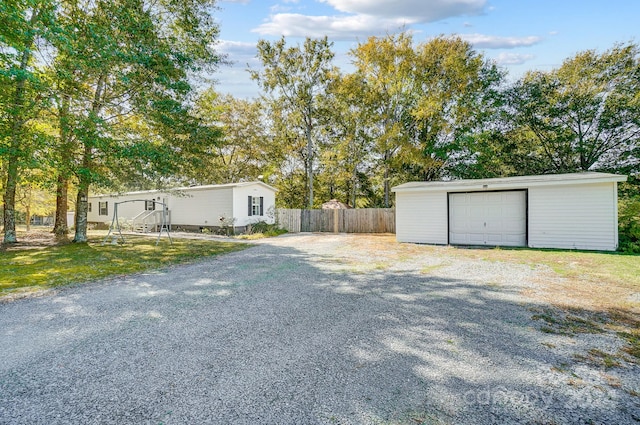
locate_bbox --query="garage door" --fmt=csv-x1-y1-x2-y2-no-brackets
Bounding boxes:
449,191,526,247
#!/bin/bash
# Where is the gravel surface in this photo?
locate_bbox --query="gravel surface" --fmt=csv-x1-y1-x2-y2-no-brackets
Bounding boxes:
1,233,638,424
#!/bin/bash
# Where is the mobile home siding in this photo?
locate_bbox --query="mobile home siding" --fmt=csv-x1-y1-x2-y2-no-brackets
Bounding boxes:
232,184,276,226
88,182,277,229
395,191,448,244
88,193,159,224
170,188,233,227
528,183,618,251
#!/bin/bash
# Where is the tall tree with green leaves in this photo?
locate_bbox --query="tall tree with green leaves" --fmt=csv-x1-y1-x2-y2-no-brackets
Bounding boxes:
192,90,271,184
0,0,57,243
316,72,375,207
46,0,222,242
348,32,416,207
506,42,640,175
405,36,504,181
250,36,335,208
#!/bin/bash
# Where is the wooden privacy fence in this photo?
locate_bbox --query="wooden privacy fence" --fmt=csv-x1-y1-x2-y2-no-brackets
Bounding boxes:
276,208,395,233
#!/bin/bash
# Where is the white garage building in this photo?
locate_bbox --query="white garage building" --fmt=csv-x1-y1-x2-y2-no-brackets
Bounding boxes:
392,172,627,251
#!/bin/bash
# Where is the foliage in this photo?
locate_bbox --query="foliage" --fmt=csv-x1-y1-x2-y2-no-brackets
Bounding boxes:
243,220,287,238
191,90,271,184
0,0,224,243
0,232,248,294
618,195,640,253
505,42,640,175
344,34,504,205
250,36,336,208
0,0,58,242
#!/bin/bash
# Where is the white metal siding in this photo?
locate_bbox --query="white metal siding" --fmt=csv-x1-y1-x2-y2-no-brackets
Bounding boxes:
449,191,527,247
88,193,159,224
395,191,448,244
170,188,233,226
528,183,618,251
232,184,277,226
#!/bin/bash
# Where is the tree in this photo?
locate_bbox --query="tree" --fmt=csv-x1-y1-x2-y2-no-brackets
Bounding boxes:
347,34,502,205
404,36,504,182
192,90,270,184
250,36,336,208
316,72,375,207
46,0,222,242
0,0,57,243
506,42,640,175
348,33,416,207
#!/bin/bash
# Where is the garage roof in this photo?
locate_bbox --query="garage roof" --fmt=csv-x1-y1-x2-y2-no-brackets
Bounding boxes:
392,172,627,193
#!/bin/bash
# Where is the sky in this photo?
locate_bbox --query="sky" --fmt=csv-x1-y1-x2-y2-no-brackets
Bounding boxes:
212,0,639,98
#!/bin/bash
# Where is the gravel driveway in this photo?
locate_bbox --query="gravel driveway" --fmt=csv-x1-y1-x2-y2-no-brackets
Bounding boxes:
0,234,638,424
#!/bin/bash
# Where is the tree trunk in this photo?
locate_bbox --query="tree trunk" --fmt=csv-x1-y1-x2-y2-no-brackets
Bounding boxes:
306,124,314,208
73,183,89,243
3,160,19,243
2,9,40,244
53,95,72,239
53,175,69,238
25,203,31,232
3,45,34,243
383,151,390,208
73,74,106,243
351,166,357,208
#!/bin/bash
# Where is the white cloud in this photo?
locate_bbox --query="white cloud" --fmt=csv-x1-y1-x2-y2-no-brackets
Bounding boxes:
253,0,488,39
217,40,260,67
320,0,486,22
218,40,257,55
252,13,409,39
457,33,542,49
494,52,535,65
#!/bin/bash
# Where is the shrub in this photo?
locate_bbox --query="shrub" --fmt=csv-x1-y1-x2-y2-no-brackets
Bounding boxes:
246,221,287,237
618,196,640,253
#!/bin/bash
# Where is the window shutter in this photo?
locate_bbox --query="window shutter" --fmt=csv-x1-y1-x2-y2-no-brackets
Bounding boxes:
259,197,264,216
248,196,252,216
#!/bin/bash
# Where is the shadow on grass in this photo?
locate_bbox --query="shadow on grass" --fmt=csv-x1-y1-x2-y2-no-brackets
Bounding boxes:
0,236,248,294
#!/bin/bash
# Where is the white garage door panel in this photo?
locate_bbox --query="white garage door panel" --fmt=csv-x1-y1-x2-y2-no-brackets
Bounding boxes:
449,191,526,247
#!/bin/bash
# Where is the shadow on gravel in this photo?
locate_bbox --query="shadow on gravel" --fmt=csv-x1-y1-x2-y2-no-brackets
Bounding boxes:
0,241,637,425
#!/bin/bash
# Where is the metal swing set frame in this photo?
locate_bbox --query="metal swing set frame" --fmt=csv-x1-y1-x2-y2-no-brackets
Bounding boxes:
102,199,173,246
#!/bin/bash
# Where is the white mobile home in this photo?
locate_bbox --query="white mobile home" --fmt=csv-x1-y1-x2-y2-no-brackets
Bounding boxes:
88,182,277,232
392,172,627,251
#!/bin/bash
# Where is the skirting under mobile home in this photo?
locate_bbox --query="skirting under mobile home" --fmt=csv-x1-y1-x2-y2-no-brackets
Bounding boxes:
392,172,627,251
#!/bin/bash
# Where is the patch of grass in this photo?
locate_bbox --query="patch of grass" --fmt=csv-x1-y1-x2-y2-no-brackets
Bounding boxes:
532,305,640,370
531,308,606,335
618,330,640,362
237,228,288,240
574,349,622,369
1,233,248,296
419,264,445,275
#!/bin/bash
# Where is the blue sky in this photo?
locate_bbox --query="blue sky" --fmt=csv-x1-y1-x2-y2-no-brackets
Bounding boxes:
213,0,639,98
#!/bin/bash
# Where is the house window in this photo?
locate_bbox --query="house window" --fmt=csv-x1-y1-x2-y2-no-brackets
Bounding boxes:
88,203,92,213
145,200,155,211
248,196,264,216
98,201,108,216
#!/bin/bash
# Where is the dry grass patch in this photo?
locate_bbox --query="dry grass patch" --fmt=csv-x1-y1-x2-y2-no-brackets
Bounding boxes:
337,235,640,364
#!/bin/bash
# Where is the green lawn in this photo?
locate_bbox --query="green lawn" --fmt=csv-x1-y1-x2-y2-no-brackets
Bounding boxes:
1,233,249,296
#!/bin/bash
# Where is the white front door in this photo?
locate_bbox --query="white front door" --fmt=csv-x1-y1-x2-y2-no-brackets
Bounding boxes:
448,190,527,247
